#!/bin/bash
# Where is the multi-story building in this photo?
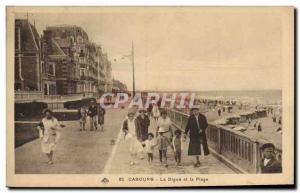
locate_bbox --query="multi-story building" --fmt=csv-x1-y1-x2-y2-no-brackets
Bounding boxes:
103,53,113,92
15,20,116,98
15,19,41,91
42,25,87,95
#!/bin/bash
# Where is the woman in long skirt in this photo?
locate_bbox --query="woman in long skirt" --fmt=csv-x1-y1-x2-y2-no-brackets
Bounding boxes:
37,109,63,165
136,109,150,142
122,109,143,165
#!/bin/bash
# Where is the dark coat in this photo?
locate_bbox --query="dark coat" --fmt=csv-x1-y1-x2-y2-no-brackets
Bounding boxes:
185,113,209,156
261,158,282,173
136,115,150,141
122,119,140,139
87,105,98,117
97,106,106,124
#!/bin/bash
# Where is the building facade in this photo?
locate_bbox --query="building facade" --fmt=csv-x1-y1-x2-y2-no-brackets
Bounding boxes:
15,19,41,91
15,20,120,97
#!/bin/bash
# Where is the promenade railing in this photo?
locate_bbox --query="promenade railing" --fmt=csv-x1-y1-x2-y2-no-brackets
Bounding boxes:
15,91,95,102
168,109,282,173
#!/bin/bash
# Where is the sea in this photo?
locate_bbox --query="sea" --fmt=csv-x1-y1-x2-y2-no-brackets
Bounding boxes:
196,89,282,106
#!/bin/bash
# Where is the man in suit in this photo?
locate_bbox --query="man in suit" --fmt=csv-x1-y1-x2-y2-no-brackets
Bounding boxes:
260,143,282,173
184,107,209,167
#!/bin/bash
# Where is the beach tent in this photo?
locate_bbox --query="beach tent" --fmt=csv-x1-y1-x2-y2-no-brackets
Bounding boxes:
233,126,247,132
214,118,228,125
223,105,233,113
239,111,255,122
226,114,241,124
255,109,267,118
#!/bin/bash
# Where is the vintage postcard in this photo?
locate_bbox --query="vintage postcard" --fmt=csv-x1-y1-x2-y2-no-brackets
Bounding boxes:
6,6,294,187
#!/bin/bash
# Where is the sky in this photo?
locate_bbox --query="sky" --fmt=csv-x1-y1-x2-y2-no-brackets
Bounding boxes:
16,7,283,91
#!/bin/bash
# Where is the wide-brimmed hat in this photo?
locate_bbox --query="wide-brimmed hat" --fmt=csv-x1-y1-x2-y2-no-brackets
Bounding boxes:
128,108,135,116
190,106,200,111
139,109,146,113
158,127,165,133
261,143,276,150
42,108,53,115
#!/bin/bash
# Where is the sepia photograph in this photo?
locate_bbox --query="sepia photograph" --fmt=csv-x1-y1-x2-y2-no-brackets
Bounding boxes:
6,6,294,187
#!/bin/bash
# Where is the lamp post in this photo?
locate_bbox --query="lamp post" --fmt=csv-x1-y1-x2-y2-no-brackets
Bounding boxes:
114,41,136,97
131,41,135,97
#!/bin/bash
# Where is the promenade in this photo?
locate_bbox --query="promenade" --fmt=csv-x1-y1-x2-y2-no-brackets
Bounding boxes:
15,108,234,174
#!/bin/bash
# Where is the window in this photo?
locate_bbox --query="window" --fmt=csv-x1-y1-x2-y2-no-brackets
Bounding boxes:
80,68,85,77
15,27,21,51
70,36,74,44
41,61,44,73
48,63,55,76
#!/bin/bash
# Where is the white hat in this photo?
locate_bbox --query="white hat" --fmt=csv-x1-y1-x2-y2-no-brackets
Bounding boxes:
158,127,165,133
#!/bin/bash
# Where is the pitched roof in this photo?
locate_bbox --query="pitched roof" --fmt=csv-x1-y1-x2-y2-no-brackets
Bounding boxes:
48,39,67,56
15,19,40,53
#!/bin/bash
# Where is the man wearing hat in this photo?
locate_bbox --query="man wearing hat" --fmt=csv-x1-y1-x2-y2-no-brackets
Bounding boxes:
260,143,282,173
184,106,209,167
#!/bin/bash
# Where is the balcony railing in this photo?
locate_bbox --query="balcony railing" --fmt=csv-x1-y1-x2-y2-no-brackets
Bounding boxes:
15,91,43,101
15,91,95,102
168,109,282,173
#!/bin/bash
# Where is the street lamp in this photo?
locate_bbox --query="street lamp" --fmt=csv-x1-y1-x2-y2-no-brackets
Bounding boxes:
116,41,136,97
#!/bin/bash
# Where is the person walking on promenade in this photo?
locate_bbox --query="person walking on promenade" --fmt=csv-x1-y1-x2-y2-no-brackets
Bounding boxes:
144,133,157,164
258,122,262,132
122,109,143,165
218,108,222,116
260,143,282,173
88,100,98,131
152,102,160,122
173,129,183,166
97,105,106,132
272,115,277,123
156,110,173,141
157,127,173,167
37,109,64,165
278,116,282,125
78,104,88,131
147,102,153,117
136,109,150,142
184,107,210,167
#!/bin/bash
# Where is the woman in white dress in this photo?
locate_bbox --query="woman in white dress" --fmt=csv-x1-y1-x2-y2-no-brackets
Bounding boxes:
122,109,143,165
37,109,63,165
152,103,160,122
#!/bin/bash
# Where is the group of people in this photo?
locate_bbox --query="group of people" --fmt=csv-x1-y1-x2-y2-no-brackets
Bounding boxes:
35,101,282,174
77,100,106,132
122,106,210,168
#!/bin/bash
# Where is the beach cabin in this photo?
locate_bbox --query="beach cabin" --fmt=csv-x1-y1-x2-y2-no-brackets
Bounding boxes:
226,115,240,125
239,111,256,122
255,109,267,118
223,105,233,113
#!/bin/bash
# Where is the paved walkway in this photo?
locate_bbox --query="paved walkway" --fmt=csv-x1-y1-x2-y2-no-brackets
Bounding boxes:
105,115,235,174
15,108,234,174
15,108,127,174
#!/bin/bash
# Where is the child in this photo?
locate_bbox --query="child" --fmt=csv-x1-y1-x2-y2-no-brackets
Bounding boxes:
173,129,182,166
260,143,282,173
157,127,173,167
144,133,157,164
78,105,87,131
